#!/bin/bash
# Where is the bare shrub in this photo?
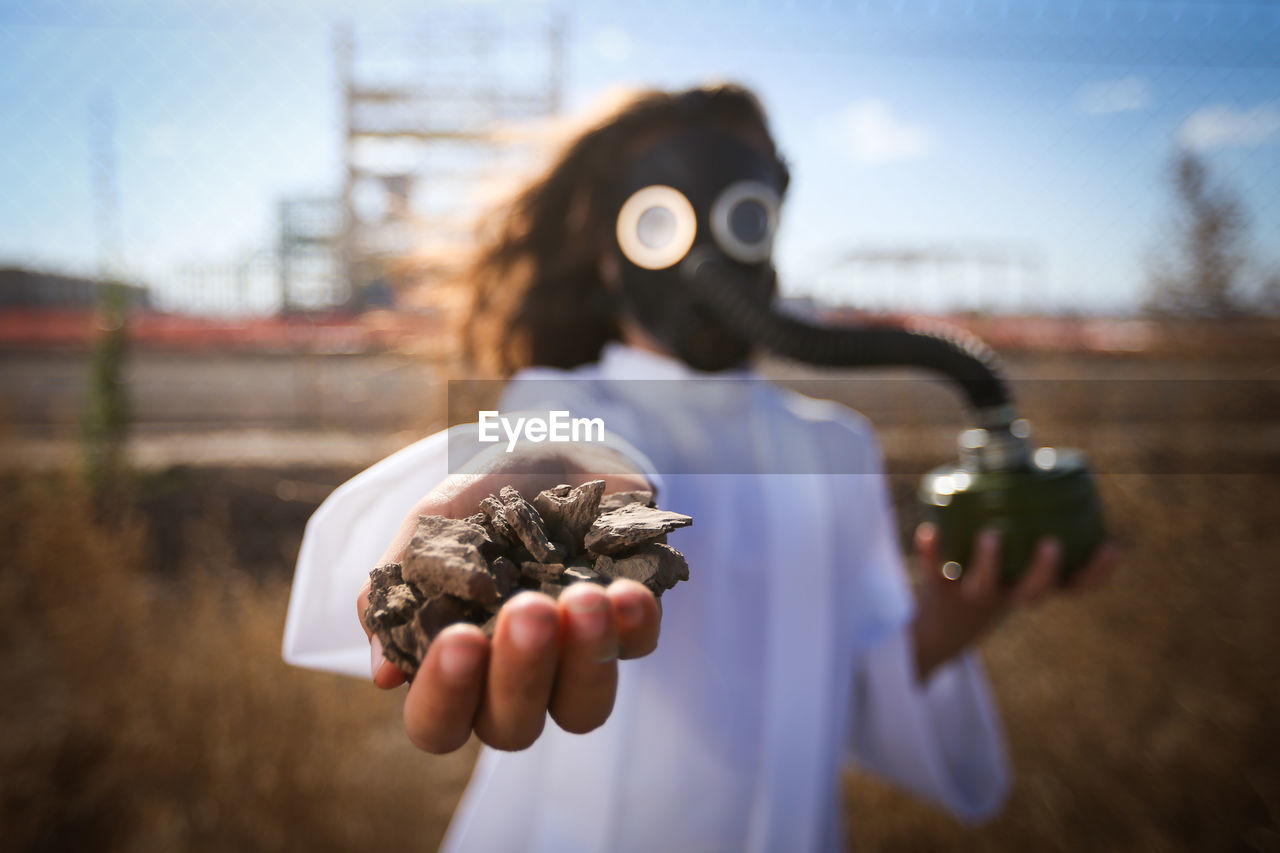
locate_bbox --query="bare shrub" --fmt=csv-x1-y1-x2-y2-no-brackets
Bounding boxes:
1145,151,1251,319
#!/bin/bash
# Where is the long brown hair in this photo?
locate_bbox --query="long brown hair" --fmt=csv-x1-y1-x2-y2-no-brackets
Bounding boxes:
461,83,787,376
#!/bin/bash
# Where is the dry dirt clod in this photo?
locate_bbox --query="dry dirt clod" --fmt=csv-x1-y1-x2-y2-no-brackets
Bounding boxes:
585,504,693,555
479,497,519,546
595,543,689,594
464,512,511,557
493,486,558,563
387,624,421,673
563,566,608,585
533,479,606,554
521,561,566,582
364,563,425,636
599,490,655,512
490,555,521,597
364,563,431,675
402,517,502,608
416,595,484,643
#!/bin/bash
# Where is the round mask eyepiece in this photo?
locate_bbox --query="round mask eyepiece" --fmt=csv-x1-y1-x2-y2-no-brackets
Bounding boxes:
616,185,698,270
710,180,780,265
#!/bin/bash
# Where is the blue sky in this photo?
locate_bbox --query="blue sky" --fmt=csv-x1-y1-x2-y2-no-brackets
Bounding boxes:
1,0,1277,314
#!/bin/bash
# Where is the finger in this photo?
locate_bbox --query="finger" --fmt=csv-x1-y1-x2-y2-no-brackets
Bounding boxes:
473,593,561,751
1069,541,1120,592
549,583,619,735
961,528,1002,603
403,624,489,754
1013,536,1061,605
371,635,409,689
914,523,947,588
607,579,661,660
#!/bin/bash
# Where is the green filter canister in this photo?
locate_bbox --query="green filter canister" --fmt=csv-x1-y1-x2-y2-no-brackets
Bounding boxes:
918,448,1107,585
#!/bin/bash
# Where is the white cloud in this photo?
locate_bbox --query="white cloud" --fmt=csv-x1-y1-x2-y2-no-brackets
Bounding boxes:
591,26,632,63
827,99,932,165
1075,76,1149,115
1177,102,1280,151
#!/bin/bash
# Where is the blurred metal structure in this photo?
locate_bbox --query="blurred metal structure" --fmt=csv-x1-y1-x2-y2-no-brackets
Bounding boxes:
334,10,565,303
170,250,278,316
811,244,1047,314
278,196,345,313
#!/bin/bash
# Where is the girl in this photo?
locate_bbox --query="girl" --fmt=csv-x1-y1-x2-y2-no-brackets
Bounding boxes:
284,83,1114,852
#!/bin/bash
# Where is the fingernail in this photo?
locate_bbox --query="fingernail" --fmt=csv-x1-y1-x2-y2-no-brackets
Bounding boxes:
438,637,485,683
615,597,646,632
1040,537,1063,561
370,635,384,680
509,608,557,651
567,592,609,640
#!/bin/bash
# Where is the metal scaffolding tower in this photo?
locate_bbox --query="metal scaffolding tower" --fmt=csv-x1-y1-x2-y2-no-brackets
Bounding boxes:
334,10,565,304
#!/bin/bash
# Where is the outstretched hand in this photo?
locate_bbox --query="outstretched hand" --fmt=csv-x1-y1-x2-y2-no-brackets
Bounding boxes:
359,576,660,753
910,522,1119,682
358,443,662,754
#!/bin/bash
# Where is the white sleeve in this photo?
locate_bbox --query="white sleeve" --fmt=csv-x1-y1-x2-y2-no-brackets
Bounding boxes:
839,419,1012,823
847,627,1012,823
281,428,458,679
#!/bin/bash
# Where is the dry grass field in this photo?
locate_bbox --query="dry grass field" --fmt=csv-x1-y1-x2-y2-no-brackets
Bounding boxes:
2,331,1277,851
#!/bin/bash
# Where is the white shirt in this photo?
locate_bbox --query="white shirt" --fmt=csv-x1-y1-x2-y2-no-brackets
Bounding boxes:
283,342,1011,852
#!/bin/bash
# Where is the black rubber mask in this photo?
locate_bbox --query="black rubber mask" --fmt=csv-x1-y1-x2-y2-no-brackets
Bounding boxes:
612,128,786,372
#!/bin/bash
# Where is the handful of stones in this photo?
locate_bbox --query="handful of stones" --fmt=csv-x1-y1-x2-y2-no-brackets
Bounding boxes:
363,480,692,678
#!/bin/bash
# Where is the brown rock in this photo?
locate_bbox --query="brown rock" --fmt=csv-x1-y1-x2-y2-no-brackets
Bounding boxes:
416,594,480,642
533,479,606,553
465,512,511,557
362,562,424,636
520,561,565,582
585,504,693,555
493,486,558,563
363,562,427,674
479,496,519,545
563,566,608,585
566,553,596,572
490,555,521,597
386,623,421,673
368,560,406,590
402,516,502,607
599,490,655,512
595,543,689,594
416,514,491,550
546,540,572,564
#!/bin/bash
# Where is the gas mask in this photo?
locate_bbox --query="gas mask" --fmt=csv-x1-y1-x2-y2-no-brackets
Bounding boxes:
611,127,786,372
609,125,1107,584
